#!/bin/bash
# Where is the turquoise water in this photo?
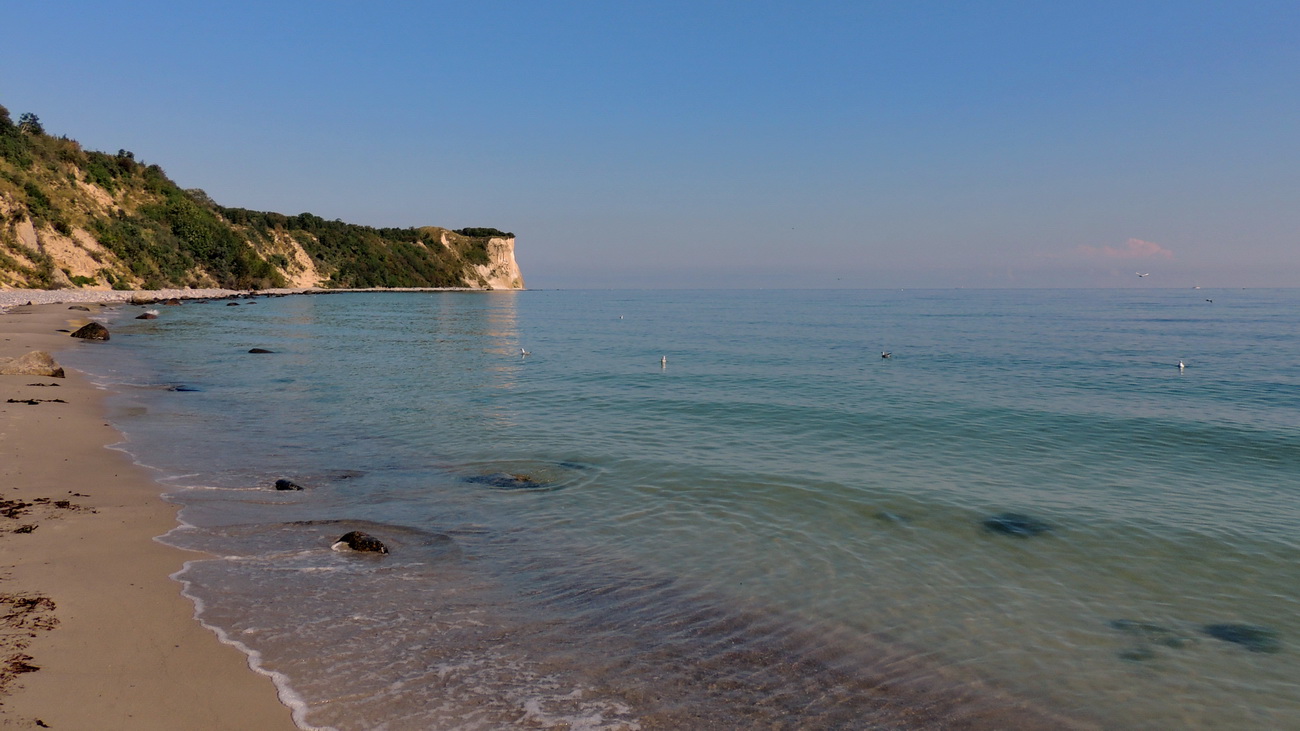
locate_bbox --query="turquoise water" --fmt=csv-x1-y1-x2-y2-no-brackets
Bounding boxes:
66,289,1299,729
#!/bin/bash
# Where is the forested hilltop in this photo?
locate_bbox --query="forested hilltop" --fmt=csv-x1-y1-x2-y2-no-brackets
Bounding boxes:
0,104,524,290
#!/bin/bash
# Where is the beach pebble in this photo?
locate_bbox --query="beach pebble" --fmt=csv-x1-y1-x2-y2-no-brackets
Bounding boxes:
982,512,1051,537
274,479,303,491
1202,623,1281,653
0,351,66,378
332,530,388,554
70,322,110,341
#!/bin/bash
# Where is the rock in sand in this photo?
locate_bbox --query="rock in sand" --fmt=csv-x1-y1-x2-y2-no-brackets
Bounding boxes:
0,351,66,378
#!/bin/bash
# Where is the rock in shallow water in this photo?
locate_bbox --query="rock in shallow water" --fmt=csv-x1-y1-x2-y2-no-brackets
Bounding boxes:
1202,623,1281,653
274,478,302,491
248,348,274,354
332,530,388,554
1109,619,1192,648
70,322,110,341
982,512,1051,537
465,472,547,490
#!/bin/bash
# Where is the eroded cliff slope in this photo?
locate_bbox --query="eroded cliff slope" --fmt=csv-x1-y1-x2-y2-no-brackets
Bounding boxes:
0,105,523,291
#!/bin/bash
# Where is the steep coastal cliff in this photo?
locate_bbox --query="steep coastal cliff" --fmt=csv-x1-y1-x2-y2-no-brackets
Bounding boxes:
0,105,523,291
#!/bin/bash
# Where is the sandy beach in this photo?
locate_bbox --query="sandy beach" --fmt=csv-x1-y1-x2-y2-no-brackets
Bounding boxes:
0,296,298,729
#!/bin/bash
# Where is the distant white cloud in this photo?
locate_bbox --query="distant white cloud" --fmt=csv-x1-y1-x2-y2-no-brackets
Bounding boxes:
1078,238,1174,260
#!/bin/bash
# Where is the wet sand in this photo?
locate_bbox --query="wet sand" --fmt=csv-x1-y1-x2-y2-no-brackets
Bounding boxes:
0,302,297,730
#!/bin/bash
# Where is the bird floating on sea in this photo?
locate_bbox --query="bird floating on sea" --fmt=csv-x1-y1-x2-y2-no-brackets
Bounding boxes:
881,351,892,359
660,355,668,367
1178,360,1185,371
520,348,531,357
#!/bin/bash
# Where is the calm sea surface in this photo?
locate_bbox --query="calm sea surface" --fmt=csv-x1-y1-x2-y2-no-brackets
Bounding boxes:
63,289,1299,730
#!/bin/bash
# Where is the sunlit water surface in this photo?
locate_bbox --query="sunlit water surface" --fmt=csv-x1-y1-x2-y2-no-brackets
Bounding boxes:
63,289,1300,730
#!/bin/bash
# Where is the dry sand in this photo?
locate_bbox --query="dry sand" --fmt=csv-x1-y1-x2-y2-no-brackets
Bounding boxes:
0,302,298,729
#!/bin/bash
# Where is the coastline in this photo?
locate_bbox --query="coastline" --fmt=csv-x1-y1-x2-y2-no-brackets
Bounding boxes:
0,285,519,313
0,299,298,729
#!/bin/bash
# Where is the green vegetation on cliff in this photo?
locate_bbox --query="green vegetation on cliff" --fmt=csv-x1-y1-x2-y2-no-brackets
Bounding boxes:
0,103,519,290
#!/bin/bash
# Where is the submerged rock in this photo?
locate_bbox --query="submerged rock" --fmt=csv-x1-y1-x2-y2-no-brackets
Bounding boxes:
67,305,91,311
1109,619,1192,648
465,472,547,490
135,312,158,320
248,348,274,354
0,351,65,378
982,512,1051,537
332,530,388,554
70,322,110,341
166,385,202,392
226,302,240,306
1202,623,1281,653
1117,646,1157,662
274,478,303,491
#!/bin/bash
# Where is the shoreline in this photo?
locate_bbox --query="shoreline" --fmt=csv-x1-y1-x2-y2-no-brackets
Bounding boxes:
0,301,297,729
0,285,522,312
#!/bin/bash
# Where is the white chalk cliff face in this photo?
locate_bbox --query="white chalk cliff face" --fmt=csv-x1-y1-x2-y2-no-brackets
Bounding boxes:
473,236,525,290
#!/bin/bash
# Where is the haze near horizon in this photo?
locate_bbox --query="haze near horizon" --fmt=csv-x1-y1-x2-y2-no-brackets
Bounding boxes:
3,2,1296,289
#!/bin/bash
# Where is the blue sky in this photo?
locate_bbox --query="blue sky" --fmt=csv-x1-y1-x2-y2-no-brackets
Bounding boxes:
3,1,1297,288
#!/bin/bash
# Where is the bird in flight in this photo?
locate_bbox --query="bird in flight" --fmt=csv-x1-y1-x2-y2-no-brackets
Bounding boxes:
1137,272,1150,277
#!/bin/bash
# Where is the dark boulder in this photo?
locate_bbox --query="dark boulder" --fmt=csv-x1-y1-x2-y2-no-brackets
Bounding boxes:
982,512,1051,537
274,479,303,491
70,322,110,341
248,348,274,354
167,385,202,392
1202,624,1281,653
135,312,158,320
333,530,388,554
163,299,182,306
67,305,91,311
226,302,240,306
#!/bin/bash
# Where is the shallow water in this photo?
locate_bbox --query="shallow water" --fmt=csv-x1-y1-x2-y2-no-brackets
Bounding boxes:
64,289,1300,729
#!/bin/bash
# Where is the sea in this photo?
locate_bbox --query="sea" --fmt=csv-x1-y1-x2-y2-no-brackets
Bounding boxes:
60,288,1299,730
